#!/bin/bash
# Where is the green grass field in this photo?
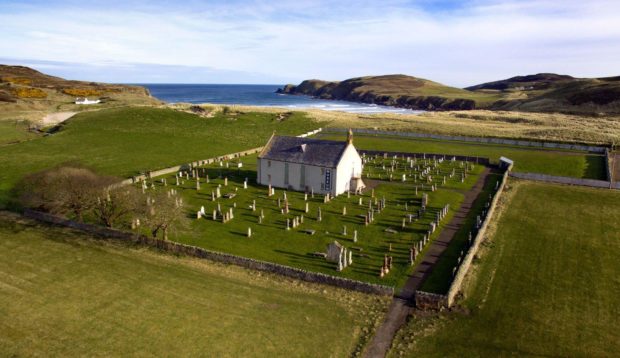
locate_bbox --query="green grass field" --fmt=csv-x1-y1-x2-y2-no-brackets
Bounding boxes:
144,154,484,288
320,133,606,180
0,107,321,208
0,120,40,145
389,181,620,357
0,212,389,356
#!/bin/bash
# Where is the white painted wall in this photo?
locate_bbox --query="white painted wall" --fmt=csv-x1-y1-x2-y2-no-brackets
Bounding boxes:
257,143,363,196
257,158,334,194
333,144,363,195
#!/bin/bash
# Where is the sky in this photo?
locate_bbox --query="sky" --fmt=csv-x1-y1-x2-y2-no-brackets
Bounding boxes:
1,0,619,87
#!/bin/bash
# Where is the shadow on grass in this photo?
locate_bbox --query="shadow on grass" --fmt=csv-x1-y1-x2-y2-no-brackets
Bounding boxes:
583,155,607,180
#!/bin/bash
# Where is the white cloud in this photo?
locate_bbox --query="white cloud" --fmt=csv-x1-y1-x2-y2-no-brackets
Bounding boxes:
0,0,619,85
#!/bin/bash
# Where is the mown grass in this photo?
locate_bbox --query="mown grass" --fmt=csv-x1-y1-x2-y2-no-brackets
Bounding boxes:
144,154,483,288
319,133,606,179
0,106,321,208
0,212,389,356
389,181,620,357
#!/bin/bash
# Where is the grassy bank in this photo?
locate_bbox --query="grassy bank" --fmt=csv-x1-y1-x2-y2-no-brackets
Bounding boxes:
202,104,620,144
0,106,321,208
389,181,620,357
0,120,40,145
0,212,388,356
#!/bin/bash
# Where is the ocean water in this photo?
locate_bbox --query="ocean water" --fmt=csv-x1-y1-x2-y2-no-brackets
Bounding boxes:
139,84,422,115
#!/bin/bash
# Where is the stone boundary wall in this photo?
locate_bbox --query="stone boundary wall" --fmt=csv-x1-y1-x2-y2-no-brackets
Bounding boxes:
23,208,394,296
359,150,490,166
509,172,619,189
326,128,607,153
414,291,448,310
414,164,511,309
445,166,510,306
120,128,323,185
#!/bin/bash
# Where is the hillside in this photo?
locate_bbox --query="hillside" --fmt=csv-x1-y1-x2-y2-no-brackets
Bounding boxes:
0,65,160,115
468,73,620,114
279,73,620,114
277,75,501,111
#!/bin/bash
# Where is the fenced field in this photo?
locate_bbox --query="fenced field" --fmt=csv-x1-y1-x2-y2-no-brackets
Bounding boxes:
389,181,620,357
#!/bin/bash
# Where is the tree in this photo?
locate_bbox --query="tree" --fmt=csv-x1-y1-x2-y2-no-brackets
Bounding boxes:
92,185,141,228
18,165,115,221
140,190,185,240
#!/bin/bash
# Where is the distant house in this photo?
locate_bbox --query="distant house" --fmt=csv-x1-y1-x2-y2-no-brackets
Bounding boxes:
75,97,101,105
257,130,365,196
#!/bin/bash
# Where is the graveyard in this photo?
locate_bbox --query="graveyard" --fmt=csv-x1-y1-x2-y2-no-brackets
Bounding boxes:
388,181,620,357
140,150,488,288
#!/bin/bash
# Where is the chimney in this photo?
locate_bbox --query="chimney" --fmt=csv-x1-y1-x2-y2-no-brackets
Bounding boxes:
347,128,353,145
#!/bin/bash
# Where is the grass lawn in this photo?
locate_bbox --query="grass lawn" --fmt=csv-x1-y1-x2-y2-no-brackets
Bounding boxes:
389,181,620,357
0,212,389,357
0,120,40,145
319,133,606,180
144,153,484,289
0,106,321,208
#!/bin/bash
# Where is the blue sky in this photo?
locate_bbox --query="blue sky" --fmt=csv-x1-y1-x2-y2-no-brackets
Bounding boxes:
1,0,619,86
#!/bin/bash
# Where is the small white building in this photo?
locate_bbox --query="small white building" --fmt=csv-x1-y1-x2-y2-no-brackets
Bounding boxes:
257,130,365,196
75,97,101,105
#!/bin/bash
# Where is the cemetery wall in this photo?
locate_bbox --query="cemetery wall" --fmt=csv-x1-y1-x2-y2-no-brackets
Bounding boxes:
327,128,607,153
23,209,394,296
508,172,619,189
444,166,510,307
359,150,490,166
414,291,448,310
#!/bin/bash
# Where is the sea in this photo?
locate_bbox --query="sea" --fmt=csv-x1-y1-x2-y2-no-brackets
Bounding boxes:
139,84,422,115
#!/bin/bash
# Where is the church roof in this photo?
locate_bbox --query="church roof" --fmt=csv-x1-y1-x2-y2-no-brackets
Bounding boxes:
259,135,349,167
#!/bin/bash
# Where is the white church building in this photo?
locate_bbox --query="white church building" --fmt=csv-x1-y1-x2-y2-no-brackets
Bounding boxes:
257,131,365,196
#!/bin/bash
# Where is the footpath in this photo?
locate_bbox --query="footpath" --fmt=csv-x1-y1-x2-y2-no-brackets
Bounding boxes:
363,167,492,358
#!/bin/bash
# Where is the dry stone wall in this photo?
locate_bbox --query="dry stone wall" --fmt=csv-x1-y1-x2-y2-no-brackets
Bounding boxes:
327,128,607,153
509,172,619,189
23,207,393,296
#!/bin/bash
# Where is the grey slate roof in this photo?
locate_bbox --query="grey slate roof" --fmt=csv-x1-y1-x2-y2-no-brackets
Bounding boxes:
259,136,348,167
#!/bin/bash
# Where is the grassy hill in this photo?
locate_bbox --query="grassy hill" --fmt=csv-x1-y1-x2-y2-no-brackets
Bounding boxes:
0,106,321,208
0,212,387,356
389,181,620,357
468,73,620,114
278,75,502,111
0,65,160,118
279,73,620,114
